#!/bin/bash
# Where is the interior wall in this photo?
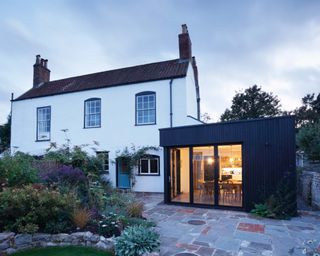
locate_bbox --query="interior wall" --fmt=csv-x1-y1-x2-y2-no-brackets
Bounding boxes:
180,148,190,194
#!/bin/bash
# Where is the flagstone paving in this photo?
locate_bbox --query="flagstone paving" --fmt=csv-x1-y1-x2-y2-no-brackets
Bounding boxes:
137,193,320,256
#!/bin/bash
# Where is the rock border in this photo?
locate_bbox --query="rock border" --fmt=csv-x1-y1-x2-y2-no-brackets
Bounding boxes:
0,231,114,255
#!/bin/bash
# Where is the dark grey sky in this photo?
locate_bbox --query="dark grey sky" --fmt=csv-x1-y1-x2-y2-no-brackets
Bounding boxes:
0,0,320,124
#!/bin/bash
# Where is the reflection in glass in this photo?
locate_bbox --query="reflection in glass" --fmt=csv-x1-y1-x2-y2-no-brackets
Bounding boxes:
193,146,214,205
170,148,190,203
218,145,242,207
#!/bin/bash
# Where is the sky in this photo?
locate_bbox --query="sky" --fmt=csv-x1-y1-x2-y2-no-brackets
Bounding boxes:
0,0,320,124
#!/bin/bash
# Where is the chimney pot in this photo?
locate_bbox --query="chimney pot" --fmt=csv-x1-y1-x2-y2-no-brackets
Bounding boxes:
35,55,41,65
182,24,188,34
44,59,48,68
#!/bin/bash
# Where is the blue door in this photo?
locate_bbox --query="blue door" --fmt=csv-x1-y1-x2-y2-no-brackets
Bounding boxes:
117,159,130,189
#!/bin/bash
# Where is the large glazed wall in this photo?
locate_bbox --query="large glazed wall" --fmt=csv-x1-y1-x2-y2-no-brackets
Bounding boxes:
11,76,198,193
160,116,296,210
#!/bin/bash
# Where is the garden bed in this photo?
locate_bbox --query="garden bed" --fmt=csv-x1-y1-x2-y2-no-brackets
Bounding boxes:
0,231,113,255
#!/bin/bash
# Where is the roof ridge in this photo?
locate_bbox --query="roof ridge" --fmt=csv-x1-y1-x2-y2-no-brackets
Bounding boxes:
14,58,190,101
45,58,181,84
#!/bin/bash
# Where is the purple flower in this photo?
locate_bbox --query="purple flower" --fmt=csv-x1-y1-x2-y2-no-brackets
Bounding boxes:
39,165,87,186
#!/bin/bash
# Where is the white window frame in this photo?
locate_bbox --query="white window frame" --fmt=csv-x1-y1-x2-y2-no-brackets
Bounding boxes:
139,155,160,175
136,92,156,125
96,151,109,174
84,98,101,128
37,106,51,141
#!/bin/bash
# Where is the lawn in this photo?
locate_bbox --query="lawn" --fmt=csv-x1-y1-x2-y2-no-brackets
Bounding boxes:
12,246,113,256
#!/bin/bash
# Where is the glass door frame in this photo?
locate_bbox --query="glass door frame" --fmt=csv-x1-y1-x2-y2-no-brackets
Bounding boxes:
167,143,244,209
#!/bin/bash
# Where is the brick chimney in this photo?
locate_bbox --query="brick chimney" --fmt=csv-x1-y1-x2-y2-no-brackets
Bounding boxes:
33,54,50,88
179,24,192,60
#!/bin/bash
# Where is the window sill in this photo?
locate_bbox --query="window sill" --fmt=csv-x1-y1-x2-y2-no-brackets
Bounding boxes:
137,173,160,176
35,139,50,142
135,123,156,126
83,126,101,129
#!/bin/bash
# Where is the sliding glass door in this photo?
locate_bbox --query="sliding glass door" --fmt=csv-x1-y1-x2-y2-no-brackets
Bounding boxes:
218,145,242,207
169,144,243,208
192,146,215,205
170,147,190,203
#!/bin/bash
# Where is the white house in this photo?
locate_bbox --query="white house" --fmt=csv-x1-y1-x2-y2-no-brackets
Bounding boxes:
10,24,202,192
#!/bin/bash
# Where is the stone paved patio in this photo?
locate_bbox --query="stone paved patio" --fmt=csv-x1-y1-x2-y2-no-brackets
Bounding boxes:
136,193,320,256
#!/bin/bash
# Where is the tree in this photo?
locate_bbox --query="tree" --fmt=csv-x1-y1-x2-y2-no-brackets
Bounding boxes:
294,93,320,128
0,115,11,153
201,112,212,123
220,85,281,121
296,122,320,162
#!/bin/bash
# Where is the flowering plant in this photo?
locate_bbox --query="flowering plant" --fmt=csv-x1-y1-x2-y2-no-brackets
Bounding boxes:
39,165,87,187
98,212,123,237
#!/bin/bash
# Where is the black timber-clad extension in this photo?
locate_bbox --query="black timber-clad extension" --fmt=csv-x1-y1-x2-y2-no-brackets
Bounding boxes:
159,116,296,211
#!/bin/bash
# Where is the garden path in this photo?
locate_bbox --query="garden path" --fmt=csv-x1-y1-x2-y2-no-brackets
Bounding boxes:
136,193,320,256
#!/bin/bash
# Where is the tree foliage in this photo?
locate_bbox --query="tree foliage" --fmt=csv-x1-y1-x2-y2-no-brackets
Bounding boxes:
220,85,281,121
0,115,11,153
294,93,320,128
296,122,320,161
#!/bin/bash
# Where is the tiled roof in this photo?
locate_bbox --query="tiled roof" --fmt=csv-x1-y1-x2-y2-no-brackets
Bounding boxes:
15,59,189,101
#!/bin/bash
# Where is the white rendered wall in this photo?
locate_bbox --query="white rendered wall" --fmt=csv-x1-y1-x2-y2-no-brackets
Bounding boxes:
11,74,199,192
186,67,198,119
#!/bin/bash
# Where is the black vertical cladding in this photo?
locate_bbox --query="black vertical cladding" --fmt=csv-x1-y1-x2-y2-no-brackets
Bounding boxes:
159,116,296,211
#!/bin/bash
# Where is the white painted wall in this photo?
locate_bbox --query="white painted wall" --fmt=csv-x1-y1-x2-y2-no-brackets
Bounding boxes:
11,71,201,192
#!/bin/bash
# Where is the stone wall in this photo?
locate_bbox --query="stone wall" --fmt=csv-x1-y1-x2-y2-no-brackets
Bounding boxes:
0,231,114,255
299,166,320,210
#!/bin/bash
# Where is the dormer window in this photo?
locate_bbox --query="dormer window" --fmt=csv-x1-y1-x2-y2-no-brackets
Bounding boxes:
37,106,51,141
84,98,101,128
135,92,156,125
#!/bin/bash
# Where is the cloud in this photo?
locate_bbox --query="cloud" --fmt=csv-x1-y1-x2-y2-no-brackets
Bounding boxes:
0,0,320,124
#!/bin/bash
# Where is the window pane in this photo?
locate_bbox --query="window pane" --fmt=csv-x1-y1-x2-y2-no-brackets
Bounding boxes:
136,93,156,124
85,99,101,127
150,159,158,174
37,107,50,140
140,160,149,173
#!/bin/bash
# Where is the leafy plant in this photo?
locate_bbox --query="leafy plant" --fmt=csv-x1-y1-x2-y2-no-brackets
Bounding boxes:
118,216,156,229
71,208,92,229
297,122,320,161
250,203,271,218
0,185,78,233
39,165,87,187
44,139,103,182
126,201,144,218
99,212,123,237
17,223,39,234
251,178,297,219
105,192,135,209
0,152,38,188
115,225,160,256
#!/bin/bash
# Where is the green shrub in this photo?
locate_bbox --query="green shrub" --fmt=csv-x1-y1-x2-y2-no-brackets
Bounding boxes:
251,179,297,219
297,122,320,161
99,212,122,237
44,145,103,181
0,152,38,188
0,185,78,233
106,192,135,208
118,216,156,228
250,204,271,217
115,225,160,256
